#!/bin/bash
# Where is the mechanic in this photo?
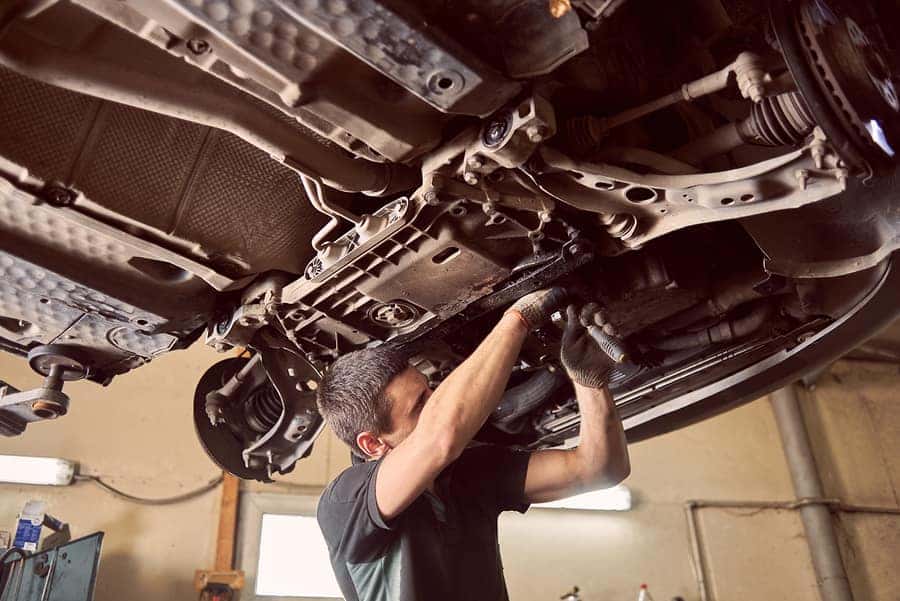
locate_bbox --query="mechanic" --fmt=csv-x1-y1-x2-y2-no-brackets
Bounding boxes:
315,288,631,601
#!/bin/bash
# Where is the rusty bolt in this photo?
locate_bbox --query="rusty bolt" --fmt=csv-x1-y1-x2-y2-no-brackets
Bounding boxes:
548,0,572,19
31,400,63,420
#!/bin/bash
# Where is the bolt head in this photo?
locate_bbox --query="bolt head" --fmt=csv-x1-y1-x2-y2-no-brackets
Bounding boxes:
463,172,479,185
467,156,484,169
43,184,76,207
423,190,438,204
187,39,210,55
526,125,546,143
483,117,511,147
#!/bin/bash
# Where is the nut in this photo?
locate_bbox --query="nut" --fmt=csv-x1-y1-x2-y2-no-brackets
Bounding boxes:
187,39,210,55
483,117,511,147
526,125,547,143
31,400,63,420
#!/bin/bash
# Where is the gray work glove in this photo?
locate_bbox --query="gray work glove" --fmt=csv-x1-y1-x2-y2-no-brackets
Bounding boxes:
560,303,618,389
505,287,567,330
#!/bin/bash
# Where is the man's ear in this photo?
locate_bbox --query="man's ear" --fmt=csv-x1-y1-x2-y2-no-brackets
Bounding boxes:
356,431,391,459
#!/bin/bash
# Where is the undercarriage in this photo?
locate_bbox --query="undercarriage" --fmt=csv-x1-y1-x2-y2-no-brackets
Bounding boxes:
0,0,898,480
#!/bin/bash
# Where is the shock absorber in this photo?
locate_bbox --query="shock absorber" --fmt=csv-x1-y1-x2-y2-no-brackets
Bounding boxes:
244,384,284,434
598,212,638,243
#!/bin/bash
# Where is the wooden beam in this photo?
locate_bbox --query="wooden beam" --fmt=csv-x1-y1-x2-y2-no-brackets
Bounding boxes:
214,472,240,571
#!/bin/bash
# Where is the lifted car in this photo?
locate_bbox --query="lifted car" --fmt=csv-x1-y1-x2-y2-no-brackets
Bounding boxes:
0,0,898,480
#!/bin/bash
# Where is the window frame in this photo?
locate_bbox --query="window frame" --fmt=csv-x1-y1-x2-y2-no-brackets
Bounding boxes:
236,491,342,601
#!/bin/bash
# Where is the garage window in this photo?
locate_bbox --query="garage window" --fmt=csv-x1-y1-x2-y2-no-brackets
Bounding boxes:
238,493,342,600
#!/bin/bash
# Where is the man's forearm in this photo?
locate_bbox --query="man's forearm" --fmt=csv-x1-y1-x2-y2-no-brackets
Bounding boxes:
521,383,630,503
374,313,528,521
417,313,528,457
572,384,630,488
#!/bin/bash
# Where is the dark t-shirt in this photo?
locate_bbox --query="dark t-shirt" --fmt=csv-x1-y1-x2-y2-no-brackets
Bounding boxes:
317,445,532,601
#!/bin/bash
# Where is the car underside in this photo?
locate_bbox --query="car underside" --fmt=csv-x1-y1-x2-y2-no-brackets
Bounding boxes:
0,0,898,480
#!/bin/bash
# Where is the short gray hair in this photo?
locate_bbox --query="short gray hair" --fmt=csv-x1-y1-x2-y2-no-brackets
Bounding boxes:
316,346,410,457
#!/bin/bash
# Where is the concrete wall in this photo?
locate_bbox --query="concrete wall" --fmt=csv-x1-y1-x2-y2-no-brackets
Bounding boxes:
1,343,897,601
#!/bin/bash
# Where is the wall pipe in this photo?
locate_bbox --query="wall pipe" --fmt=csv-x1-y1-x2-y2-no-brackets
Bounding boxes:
681,384,900,601
770,384,854,601
683,497,899,601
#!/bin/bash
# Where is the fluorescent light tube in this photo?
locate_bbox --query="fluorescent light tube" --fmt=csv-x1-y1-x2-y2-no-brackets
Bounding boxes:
0,455,75,486
534,484,632,511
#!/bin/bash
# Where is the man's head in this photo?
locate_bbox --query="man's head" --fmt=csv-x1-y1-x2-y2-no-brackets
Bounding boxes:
316,346,433,460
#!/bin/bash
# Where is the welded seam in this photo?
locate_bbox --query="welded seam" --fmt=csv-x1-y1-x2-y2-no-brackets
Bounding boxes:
168,126,215,236
64,98,105,185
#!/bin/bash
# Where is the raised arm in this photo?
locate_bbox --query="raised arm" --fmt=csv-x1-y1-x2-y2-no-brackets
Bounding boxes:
375,288,564,520
522,305,630,504
523,383,629,503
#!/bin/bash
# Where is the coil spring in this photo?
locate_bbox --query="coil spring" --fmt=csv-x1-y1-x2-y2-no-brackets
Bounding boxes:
245,384,283,434
599,212,638,241
743,91,816,146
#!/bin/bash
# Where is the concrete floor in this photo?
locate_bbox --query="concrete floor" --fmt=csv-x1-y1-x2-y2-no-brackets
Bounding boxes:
0,343,898,600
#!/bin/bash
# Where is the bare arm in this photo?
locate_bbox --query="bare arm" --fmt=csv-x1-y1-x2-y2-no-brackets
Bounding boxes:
375,312,528,519
522,383,630,504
